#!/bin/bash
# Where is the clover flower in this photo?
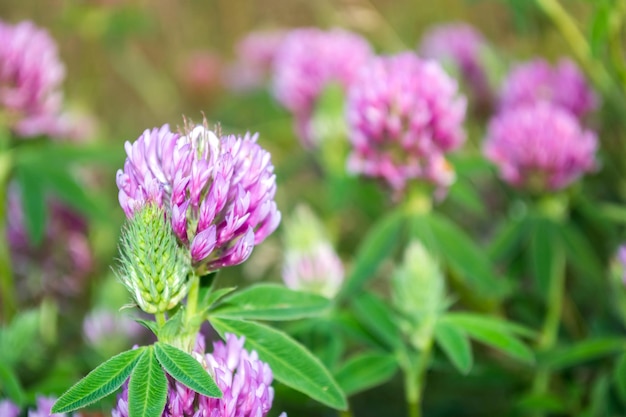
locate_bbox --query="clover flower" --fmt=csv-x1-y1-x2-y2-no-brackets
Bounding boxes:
112,333,286,417
346,52,466,194
282,205,344,298
6,186,92,303
116,120,280,273
0,20,65,137
499,58,597,118
419,22,492,104
224,30,285,91
0,399,19,417
272,27,372,146
483,102,597,192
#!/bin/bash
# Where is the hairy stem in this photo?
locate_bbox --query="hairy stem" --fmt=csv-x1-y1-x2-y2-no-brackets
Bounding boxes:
0,149,15,323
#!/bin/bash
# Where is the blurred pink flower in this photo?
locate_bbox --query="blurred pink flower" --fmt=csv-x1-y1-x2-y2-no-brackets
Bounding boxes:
272,27,372,146
419,22,492,105
0,399,19,417
179,51,223,99
0,20,65,137
116,120,280,272
283,243,344,298
484,102,597,192
82,309,145,350
499,58,597,118
6,186,92,303
224,30,285,91
618,245,626,284
346,52,465,194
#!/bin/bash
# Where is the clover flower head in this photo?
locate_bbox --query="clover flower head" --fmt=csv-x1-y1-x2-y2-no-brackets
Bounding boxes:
6,185,92,302
116,119,280,273
282,205,344,298
346,52,466,194
112,333,286,417
617,245,626,285
499,58,597,117
419,22,491,102
272,27,372,145
0,19,65,137
484,102,597,192
225,30,285,91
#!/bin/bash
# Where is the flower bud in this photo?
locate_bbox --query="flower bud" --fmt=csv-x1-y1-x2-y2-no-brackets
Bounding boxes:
117,203,191,314
392,241,445,350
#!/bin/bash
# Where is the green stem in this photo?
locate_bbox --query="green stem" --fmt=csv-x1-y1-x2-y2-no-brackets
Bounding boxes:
339,409,354,417
155,312,167,328
531,240,566,417
401,339,433,417
0,149,15,323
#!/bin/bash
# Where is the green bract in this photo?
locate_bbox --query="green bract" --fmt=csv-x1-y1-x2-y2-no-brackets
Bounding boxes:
117,203,191,314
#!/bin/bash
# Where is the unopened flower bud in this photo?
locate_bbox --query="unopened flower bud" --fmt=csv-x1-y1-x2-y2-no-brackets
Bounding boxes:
117,203,191,314
392,241,445,350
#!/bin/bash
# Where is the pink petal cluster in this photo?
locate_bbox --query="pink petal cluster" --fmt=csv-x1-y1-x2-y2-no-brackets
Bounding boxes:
224,30,285,91
0,20,66,137
272,27,372,146
82,309,145,349
0,396,79,417
112,333,286,417
419,22,492,103
283,242,344,298
116,121,280,271
499,58,597,118
6,186,92,302
483,102,597,191
346,52,466,193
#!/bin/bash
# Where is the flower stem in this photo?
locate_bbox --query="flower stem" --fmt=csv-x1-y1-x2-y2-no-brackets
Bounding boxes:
531,239,566,417
401,339,433,417
0,148,15,323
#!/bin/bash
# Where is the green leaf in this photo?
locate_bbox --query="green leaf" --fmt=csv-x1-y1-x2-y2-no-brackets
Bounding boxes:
613,352,626,405
212,284,331,321
210,317,347,410
38,164,108,221
440,313,534,364
158,309,184,341
52,347,146,413
154,343,221,397
338,208,405,300
541,338,626,370
426,213,507,299
128,346,168,417
558,223,604,283
488,217,529,262
351,292,403,351
334,351,398,396
202,286,237,311
133,318,159,336
14,165,47,245
197,272,219,309
434,321,473,374
447,177,485,215
0,361,25,405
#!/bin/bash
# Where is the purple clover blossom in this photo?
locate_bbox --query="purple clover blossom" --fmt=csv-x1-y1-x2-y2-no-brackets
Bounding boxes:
112,333,286,417
224,30,286,92
0,399,20,417
283,243,344,298
419,22,492,105
0,20,66,137
483,102,597,192
82,309,145,349
6,186,92,303
499,58,597,118
116,120,280,272
345,52,466,195
272,27,372,146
